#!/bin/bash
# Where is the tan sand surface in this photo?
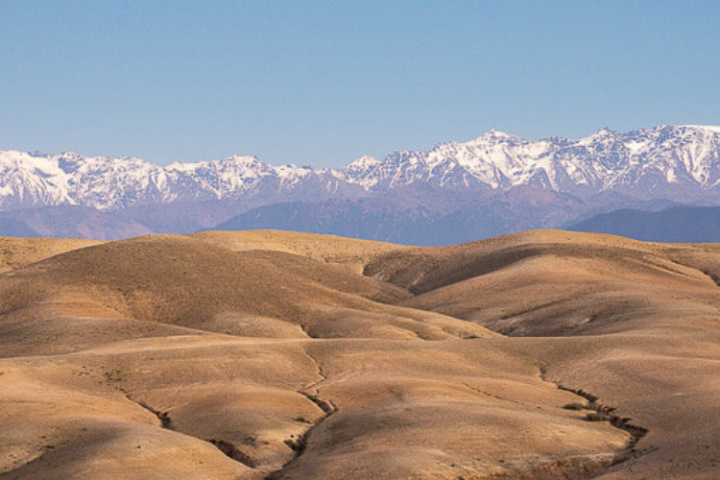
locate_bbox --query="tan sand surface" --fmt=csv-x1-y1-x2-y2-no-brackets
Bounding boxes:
1,230,719,479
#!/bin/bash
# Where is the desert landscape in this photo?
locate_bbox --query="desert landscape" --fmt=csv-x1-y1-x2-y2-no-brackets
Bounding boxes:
3,2,718,478
0,229,718,479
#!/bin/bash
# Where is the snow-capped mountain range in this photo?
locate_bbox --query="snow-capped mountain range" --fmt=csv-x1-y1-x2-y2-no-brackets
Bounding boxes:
0,152,349,211
2,124,720,243
3,124,720,212
337,125,720,195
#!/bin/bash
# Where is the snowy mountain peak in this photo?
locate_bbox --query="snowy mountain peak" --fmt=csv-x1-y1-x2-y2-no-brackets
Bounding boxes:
348,155,381,168
593,126,618,136
167,154,264,170
474,129,522,143
2,125,720,212
336,125,720,193
682,125,720,134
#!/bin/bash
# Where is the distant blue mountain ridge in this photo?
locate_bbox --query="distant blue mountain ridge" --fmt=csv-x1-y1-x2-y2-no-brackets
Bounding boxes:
2,125,720,243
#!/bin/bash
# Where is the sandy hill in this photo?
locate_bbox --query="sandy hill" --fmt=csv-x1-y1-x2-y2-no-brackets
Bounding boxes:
0,236,102,272
0,230,719,479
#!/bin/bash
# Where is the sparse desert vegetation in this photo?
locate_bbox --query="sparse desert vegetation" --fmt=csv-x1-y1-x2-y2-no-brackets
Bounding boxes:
0,229,719,479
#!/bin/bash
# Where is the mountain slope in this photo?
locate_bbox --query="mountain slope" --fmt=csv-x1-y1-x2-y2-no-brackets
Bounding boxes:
4,125,720,212
336,125,720,198
215,186,584,246
3,125,720,241
0,151,361,211
568,205,720,242
0,206,154,240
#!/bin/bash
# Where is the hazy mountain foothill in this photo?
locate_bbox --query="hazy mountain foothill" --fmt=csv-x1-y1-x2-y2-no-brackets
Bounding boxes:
4,124,720,243
567,205,720,243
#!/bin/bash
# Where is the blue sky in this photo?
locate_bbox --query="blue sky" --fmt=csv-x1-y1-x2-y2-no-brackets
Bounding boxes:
1,0,719,167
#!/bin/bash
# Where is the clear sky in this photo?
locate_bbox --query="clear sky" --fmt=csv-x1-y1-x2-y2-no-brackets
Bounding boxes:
1,0,719,167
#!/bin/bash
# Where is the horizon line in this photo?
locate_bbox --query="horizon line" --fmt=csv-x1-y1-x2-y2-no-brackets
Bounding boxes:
3,123,720,169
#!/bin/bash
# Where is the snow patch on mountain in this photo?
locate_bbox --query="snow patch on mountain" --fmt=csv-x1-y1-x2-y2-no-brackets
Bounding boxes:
684,125,720,134
337,125,720,195
2,125,720,212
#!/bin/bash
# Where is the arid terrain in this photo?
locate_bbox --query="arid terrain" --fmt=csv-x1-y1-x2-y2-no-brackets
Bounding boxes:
1,229,719,479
